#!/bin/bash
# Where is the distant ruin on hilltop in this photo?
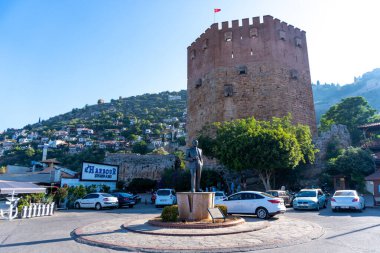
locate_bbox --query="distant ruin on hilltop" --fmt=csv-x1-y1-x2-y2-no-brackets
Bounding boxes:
187,15,317,142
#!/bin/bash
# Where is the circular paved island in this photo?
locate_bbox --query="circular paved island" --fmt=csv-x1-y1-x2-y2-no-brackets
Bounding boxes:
72,215,324,252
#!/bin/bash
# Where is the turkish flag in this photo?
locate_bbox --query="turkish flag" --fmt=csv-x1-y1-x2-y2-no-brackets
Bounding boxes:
214,8,221,13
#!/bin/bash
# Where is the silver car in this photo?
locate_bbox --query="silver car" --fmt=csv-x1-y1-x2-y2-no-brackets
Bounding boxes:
331,190,365,212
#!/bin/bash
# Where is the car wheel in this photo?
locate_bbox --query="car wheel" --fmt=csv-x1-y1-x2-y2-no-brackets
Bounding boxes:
95,203,102,210
332,208,336,212
256,207,269,219
129,204,134,208
75,203,80,209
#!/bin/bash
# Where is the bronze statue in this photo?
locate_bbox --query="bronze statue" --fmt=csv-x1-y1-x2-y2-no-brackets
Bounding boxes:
185,140,203,192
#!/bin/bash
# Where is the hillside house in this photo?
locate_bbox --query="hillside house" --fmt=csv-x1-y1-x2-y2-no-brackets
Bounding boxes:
18,138,31,144
41,137,49,143
27,132,39,140
359,122,380,204
168,95,181,101
77,128,94,135
48,140,66,148
54,130,69,138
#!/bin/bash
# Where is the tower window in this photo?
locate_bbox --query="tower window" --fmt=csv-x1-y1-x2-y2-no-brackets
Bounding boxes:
249,28,258,38
190,50,196,59
290,69,298,80
279,30,286,41
202,39,209,50
237,65,247,75
224,84,234,97
224,31,233,42
295,37,302,48
195,78,202,88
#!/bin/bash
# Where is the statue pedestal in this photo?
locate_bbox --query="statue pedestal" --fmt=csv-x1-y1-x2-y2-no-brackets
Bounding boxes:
177,192,215,221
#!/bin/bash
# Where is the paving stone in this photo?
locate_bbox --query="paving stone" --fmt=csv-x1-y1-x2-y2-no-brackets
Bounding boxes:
72,215,324,252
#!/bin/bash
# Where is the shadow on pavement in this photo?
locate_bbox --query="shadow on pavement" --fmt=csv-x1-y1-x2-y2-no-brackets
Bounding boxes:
0,237,72,248
325,223,380,239
287,206,380,217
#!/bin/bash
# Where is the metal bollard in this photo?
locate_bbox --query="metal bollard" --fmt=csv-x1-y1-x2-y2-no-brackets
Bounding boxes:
49,203,54,215
22,206,28,219
41,204,45,216
27,205,32,218
37,204,41,216
32,204,37,217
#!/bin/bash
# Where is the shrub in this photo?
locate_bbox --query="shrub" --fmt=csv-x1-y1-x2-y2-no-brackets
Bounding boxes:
215,204,228,216
31,193,45,203
55,187,68,202
17,196,31,213
161,205,179,222
101,184,110,193
127,178,157,193
67,185,87,208
44,194,54,204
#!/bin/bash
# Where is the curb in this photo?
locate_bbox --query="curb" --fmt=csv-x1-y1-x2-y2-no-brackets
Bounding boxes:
71,217,325,253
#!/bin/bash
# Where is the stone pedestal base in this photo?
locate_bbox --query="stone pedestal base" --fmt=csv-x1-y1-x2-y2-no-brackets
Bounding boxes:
177,192,215,221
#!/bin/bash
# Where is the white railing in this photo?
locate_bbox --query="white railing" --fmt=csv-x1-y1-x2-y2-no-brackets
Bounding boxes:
21,203,55,219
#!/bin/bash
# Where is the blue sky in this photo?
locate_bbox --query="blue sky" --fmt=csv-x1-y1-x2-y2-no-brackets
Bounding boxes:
1,0,379,130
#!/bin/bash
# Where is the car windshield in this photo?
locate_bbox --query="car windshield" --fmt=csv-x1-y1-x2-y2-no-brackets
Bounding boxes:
297,191,316,197
157,190,170,196
101,193,113,197
334,191,355,197
119,193,133,197
215,192,224,196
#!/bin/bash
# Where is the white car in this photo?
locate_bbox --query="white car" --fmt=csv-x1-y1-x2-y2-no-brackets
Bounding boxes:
331,190,365,212
214,191,227,201
74,193,118,210
155,189,176,207
217,191,286,219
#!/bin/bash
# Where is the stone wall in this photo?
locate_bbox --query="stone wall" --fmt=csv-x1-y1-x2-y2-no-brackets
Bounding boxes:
187,15,316,142
299,124,351,185
104,153,176,182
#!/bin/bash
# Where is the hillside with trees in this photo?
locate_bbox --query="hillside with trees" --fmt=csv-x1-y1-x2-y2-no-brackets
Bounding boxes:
0,90,188,170
313,68,380,122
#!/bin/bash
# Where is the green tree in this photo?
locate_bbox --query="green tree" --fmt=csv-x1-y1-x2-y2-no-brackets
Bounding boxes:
327,147,375,191
320,97,376,145
132,141,149,154
25,147,35,158
199,116,317,190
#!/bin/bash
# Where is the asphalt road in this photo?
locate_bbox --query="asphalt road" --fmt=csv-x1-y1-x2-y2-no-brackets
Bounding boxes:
0,204,379,253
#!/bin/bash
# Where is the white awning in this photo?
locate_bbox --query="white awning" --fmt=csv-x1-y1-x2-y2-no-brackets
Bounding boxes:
0,180,46,194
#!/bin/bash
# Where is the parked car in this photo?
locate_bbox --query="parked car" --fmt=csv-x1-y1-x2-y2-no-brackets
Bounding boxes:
292,189,327,210
216,191,286,219
266,190,294,206
155,189,176,208
74,193,118,210
331,190,365,212
132,194,142,203
214,191,227,201
111,192,136,208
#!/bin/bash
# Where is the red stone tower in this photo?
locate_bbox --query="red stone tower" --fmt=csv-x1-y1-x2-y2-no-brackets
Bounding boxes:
187,15,317,142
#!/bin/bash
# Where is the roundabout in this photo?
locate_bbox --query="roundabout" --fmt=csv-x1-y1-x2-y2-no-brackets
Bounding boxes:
72,215,324,252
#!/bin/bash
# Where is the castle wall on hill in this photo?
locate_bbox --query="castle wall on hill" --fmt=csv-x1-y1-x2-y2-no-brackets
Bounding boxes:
104,153,176,182
187,15,317,142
